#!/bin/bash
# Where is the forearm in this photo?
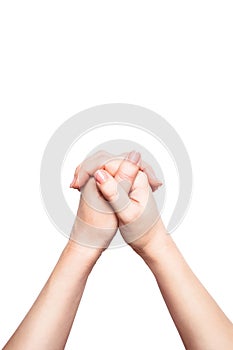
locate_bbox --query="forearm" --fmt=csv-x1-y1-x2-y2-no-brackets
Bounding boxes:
3,241,102,350
135,223,233,350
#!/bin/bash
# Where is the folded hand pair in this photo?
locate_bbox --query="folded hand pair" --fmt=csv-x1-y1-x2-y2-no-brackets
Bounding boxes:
70,150,163,250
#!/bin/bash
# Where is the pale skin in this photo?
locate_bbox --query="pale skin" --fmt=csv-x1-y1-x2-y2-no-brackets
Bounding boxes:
3,151,233,350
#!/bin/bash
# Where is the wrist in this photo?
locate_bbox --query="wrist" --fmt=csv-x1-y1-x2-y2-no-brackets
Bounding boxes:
130,219,172,262
65,240,103,263
70,215,117,250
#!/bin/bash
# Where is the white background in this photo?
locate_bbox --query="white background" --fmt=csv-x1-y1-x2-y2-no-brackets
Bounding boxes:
0,1,233,349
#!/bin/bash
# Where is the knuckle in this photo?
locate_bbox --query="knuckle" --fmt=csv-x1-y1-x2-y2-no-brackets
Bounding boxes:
117,170,134,182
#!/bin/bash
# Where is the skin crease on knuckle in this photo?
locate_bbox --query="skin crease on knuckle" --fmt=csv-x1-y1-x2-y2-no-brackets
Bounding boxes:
117,169,135,183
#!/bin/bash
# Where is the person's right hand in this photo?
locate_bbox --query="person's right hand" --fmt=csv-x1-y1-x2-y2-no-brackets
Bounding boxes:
93,165,166,253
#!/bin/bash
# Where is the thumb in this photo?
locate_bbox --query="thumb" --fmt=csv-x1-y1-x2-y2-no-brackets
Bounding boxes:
94,169,130,215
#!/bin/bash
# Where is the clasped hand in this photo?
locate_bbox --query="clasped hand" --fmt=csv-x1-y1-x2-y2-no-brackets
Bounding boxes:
70,150,163,251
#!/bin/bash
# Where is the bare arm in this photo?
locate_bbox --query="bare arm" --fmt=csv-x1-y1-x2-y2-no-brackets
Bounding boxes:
92,159,233,350
3,241,102,350
3,151,139,350
134,220,233,350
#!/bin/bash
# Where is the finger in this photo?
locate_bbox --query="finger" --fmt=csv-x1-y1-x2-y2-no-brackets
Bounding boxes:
103,153,127,175
94,169,130,215
106,155,162,191
129,171,151,206
130,170,149,191
70,150,162,191
114,151,141,193
70,152,126,190
70,164,81,188
140,160,163,191
80,177,115,215
70,151,113,189
101,155,163,192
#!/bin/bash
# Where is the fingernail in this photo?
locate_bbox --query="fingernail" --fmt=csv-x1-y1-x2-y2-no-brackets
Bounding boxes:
127,151,141,165
94,170,108,184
